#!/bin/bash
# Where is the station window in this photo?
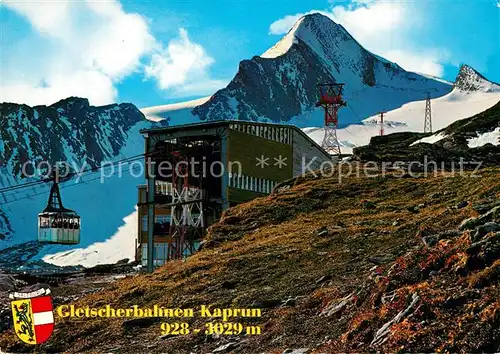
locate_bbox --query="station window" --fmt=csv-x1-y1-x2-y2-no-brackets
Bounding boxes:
155,215,171,224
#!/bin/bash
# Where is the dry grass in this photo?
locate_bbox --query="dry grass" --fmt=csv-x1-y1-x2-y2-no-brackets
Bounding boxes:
1,167,499,353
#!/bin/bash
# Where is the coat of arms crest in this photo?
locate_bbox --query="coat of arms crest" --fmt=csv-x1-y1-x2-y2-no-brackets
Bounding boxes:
9,287,54,344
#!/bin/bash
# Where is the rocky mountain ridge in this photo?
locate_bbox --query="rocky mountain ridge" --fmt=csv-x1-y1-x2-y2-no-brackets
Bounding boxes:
0,97,146,180
454,64,500,93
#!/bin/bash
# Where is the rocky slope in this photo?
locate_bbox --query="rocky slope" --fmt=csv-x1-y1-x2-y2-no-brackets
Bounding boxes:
144,13,452,127
1,162,498,353
0,210,13,243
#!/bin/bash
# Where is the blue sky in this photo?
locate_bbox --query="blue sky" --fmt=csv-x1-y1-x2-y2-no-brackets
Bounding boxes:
1,0,499,108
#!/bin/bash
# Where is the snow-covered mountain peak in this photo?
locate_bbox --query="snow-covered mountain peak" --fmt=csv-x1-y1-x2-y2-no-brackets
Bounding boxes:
261,16,305,59
261,13,351,60
454,64,500,93
141,96,211,122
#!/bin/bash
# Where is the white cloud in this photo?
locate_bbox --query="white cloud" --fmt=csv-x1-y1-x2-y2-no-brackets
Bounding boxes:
1,0,225,106
268,0,450,78
269,11,324,35
330,1,405,47
3,0,72,38
144,28,226,96
382,50,445,77
268,1,405,40
3,71,117,108
1,0,155,106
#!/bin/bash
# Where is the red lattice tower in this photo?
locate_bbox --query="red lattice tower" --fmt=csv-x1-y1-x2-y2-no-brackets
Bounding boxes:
316,83,346,156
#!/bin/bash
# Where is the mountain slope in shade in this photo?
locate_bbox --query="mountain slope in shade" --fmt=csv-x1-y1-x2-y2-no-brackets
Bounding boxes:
306,65,500,154
0,121,149,269
0,97,150,268
0,97,145,181
142,13,452,127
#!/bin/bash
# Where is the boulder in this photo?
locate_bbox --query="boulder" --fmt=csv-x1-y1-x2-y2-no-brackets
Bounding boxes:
361,200,376,210
122,317,159,331
316,226,329,237
0,274,16,292
213,342,240,353
407,206,420,214
472,201,500,214
282,349,310,354
422,235,439,247
459,217,480,231
481,206,500,221
436,230,461,239
252,299,282,309
472,222,500,242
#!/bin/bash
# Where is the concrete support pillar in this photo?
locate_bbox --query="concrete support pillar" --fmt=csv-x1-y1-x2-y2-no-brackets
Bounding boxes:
146,137,156,273
220,128,229,211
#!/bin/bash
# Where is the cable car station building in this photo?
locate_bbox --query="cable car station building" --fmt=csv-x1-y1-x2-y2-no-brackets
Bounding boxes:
137,120,331,271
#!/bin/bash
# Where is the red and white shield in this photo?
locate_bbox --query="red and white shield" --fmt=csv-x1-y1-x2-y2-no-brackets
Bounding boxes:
31,295,54,344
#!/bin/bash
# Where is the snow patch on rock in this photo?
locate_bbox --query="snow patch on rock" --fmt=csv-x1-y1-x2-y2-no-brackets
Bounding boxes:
411,133,448,146
467,127,500,148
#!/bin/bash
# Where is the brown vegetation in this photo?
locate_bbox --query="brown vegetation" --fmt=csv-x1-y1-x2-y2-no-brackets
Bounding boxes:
1,167,499,353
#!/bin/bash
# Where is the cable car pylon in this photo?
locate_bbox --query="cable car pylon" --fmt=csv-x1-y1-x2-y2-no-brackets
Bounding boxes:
424,92,433,133
316,83,347,158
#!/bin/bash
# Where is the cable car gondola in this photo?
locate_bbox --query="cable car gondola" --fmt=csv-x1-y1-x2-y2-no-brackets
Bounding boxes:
38,179,80,245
